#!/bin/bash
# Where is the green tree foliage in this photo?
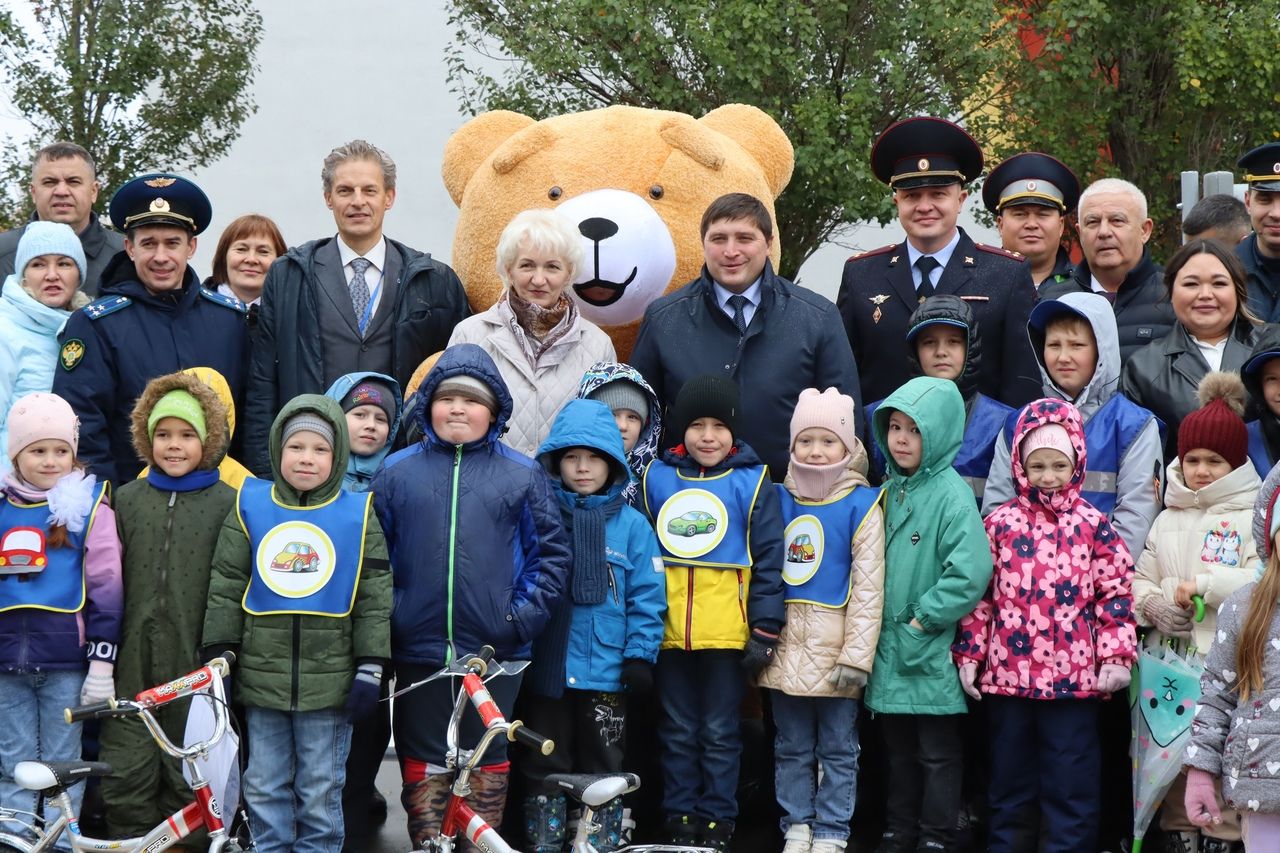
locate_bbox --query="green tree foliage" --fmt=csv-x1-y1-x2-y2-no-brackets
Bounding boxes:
0,0,263,228
445,0,1009,279
968,0,1280,258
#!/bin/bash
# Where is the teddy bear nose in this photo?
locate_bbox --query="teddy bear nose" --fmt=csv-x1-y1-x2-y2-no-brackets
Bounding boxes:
578,217,619,242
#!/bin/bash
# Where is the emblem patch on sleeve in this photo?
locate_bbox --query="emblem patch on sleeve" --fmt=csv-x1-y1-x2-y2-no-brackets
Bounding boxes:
59,339,86,371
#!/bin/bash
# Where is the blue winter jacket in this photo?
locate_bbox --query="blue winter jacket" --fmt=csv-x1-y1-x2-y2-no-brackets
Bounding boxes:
323,370,404,493
528,399,666,695
372,344,570,665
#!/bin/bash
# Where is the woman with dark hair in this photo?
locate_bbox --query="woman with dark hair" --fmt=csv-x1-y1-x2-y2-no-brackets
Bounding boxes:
206,213,287,306
1120,239,1264,462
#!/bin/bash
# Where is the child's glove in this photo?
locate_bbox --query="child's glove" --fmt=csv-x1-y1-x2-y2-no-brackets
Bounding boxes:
1142,597,1193,638
740,629,779,676
827,665,868,692
343,663,383,722
80,660,115,705
1184,768,1222,827
620,659,654,695
1096,663,1131,694
957,660,981,701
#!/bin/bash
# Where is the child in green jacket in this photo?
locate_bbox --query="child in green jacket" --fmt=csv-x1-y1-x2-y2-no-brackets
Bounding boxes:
868,376,992,853
203,395,391,853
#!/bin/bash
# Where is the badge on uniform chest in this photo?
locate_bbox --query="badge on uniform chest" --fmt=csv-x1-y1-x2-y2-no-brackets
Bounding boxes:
868,294,890,324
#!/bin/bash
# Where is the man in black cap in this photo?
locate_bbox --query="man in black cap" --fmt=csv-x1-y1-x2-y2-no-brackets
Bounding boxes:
836,117,1041,407
983,152,1081,288
52,173,248,484
1236,142,1280,322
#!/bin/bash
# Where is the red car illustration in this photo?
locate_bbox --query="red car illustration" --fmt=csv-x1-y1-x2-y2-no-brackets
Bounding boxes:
269,542,321,573
0,527,48,574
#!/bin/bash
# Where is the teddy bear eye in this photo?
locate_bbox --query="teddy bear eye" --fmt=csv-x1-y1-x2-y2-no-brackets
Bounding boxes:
548,186,563,200
649,185,664,200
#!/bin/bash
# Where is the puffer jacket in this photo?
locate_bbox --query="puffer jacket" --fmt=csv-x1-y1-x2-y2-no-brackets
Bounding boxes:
1133,459,1260,653
757,441,885,698
864,377,992,715
1241,323,1280,477
956,399,1137,700
1185,580,1280,815
1120,317,1260,464
984,291,1163,560
323,370,404,493
0,276,88,474
526,399,665,697
372,343,570,665
202,394,392,712
577,361,663,506
448,296,616,456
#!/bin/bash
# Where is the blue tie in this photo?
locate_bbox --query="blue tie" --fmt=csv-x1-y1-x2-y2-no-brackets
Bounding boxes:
350,257,372,334
728,294,749,335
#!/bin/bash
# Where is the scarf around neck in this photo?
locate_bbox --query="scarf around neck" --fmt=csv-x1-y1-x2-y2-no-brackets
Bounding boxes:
789,455,851,502
560,490,624,605
504,290,576,366
146,468,220,493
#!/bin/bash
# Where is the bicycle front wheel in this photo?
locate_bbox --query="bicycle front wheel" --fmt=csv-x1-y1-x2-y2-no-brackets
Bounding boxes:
0,830,37,853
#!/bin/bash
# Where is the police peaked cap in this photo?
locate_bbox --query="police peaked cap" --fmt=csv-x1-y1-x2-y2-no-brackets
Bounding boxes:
871,117,984,190
109,173,212,235
1238,143,1280,193
982,152,1081,214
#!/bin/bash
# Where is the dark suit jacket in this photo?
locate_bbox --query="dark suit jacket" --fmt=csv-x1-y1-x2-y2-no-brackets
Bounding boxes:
312,239,401,388
836,228,1041,406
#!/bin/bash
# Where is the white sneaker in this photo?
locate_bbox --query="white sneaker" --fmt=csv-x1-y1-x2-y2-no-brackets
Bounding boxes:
810,839,847,853
782,824,812,853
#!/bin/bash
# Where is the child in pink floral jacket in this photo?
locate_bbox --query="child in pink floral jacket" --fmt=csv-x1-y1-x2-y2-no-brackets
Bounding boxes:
953,397,1137,852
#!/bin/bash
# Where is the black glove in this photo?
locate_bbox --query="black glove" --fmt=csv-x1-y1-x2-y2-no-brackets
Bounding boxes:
741,629,778,677
620,659,653,695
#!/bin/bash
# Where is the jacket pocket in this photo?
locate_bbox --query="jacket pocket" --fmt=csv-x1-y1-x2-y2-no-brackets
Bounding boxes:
897,622,942,677
590,610,627,686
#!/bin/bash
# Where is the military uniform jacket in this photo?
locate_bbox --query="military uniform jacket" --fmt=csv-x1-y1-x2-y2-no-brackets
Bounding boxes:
52,254,248,485
1237,234,1280,324
836,228,1041,407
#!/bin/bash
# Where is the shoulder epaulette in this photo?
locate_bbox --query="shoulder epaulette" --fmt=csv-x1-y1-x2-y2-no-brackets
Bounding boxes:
846,244,897,263
82,295,132,320
975,243,1024,260
199,287,248,313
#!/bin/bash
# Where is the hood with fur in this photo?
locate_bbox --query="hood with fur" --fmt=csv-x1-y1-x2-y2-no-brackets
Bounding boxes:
130,371,230,471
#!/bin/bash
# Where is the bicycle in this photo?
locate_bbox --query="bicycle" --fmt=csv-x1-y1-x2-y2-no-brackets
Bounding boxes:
392,646,710,853
0,653,249,852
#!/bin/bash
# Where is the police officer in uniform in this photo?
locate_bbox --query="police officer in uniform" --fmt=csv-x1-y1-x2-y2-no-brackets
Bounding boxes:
1236,142,1280,322
836,117,1041,408
53,174,247,485
982,152,1081,289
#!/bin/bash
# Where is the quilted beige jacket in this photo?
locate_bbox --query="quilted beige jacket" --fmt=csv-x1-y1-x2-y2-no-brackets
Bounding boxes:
757,444,886,698
448,299,615,457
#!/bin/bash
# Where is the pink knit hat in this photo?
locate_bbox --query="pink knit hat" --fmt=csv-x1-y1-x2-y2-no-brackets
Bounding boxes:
1019,422,1075,465
7,393,79,461
790,387,858,458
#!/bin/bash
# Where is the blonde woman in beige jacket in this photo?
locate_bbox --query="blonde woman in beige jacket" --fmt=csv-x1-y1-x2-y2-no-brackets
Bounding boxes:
757,388,885,853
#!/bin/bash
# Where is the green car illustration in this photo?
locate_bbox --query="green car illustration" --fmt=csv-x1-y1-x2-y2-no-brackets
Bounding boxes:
667,510,718,537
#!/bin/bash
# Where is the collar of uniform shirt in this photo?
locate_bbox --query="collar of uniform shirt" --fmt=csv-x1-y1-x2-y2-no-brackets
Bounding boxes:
712,277,763,319
905,229,961,288
337,235,387,278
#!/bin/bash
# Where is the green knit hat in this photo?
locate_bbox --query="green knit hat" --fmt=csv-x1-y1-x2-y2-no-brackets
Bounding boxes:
147,389,207,441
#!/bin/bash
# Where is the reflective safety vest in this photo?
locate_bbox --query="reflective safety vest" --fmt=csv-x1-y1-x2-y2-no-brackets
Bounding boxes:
1003,395,1156,518
643,462,768,570
775,484,883,607
0,481,107,614
1248,420,1275,479
239,478,371,617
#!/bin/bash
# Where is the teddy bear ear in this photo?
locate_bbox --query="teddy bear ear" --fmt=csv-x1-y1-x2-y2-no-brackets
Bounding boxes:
698,104,795,198
442,111,537,206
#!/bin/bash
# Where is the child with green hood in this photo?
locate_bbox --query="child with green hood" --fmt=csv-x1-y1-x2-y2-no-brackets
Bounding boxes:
203,395,392,853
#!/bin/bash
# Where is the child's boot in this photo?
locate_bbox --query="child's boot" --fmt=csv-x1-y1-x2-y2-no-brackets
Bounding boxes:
663,814,702,846
585,797,625,852
522,793,567,853
1199,838,1243,853
810,837,847,853
402,774,452,847
1163,833,1200,853
782,824,812,853
467,768,510,842
702,819,734,853
874,830,916,853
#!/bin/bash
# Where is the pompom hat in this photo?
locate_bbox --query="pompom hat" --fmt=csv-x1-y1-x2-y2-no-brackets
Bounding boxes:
1178,372,1248,470
789,387,858,460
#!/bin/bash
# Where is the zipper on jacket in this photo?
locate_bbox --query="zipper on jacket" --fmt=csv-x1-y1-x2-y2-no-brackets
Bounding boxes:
290,615,301,710
735,569,747,624
445,445,463,664
684,568,694,652
159,491,177,630
607,568,620,606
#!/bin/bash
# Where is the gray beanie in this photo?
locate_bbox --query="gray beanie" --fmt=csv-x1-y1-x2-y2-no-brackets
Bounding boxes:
587,380,649,427
282,412,335,449
15,221,87,287
433,374,498,414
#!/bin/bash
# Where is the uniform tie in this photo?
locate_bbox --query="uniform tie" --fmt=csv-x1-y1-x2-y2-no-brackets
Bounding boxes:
727,293,749,335
915,255,941,300
349,257,372,334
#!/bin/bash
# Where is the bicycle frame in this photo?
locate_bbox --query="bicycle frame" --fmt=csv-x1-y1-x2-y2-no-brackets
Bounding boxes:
0,656,240,853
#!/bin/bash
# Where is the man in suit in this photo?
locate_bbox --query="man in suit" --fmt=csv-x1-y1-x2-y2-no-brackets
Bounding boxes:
243,139,469,477
836,117,1041,407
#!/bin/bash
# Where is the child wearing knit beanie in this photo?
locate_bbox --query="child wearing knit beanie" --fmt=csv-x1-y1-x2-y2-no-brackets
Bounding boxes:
577,361,664,508
1132,371,1259,849
0,392,123,832
756,388,885,853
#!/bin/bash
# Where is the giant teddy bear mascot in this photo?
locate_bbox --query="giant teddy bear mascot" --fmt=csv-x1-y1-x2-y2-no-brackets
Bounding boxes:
440,103,795,361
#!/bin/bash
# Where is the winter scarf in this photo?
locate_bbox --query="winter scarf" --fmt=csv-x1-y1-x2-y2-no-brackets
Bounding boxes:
145,468,220,493
504,290,576,366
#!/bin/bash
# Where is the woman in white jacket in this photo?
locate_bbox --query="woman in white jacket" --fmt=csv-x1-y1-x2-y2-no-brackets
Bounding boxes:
447,209,615,456
1133,371,1259,850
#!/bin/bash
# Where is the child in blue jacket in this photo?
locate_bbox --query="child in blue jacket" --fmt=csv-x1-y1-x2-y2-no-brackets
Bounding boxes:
520,399,666,853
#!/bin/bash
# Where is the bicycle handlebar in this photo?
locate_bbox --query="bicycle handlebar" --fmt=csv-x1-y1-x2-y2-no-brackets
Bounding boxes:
64,698,119,723
509,720,555,756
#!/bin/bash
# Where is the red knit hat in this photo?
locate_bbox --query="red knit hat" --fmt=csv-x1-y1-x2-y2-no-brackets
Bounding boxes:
1178,372,1248,469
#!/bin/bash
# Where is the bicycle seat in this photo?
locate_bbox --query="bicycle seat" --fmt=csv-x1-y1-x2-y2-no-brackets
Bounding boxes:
14,760,113,792
546,772,640,807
